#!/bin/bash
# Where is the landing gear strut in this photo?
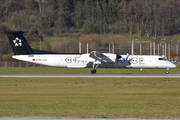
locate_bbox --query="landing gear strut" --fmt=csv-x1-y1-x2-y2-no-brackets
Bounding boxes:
166,68,169,74
91,64,99,74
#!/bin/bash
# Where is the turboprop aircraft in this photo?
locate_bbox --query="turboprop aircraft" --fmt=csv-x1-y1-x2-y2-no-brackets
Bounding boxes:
5,31,176,74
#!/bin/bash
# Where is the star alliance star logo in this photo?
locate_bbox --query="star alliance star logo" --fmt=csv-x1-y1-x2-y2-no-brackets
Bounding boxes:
13,37,22,47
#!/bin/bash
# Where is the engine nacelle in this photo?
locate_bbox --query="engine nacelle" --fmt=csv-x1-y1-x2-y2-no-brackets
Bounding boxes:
116,54,122,59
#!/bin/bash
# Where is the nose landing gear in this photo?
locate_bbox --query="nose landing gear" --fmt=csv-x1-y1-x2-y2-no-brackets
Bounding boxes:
166,68,169,74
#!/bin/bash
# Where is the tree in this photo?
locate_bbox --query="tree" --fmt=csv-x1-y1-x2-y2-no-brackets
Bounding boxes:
31,0,39,11
60,0,74,27
1,0,180,37
74,1,84,28
0,24,10,60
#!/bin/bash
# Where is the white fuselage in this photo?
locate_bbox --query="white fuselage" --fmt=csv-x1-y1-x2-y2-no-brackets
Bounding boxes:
12,53,176,69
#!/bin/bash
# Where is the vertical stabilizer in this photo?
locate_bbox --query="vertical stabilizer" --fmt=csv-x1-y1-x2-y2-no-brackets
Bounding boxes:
5,31,34,55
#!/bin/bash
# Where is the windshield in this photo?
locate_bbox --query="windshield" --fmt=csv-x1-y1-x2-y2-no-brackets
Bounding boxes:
159,57,167,61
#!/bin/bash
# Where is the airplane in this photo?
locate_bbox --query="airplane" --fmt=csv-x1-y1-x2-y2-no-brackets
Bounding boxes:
5,31,176,74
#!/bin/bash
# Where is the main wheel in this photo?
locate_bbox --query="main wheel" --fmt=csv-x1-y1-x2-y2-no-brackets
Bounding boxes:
91,70,96,74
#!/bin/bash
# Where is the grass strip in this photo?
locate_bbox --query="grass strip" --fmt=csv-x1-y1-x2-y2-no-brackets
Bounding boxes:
0,77,180,118
0,67,180,74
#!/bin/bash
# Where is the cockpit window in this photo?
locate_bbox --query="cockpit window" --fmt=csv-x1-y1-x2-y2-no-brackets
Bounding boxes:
159,58,167,60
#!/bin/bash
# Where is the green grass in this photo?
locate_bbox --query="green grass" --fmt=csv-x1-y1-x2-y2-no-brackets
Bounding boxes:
0,66,179,74
1,53,13,60
44,36,65,41
0,77,180,117
171,34,180,39
44,36,75,41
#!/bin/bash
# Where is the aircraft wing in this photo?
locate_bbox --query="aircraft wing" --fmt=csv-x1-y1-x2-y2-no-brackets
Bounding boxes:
77,51,104,63
77,51,115,63
89,51,104,58
89,51,105,64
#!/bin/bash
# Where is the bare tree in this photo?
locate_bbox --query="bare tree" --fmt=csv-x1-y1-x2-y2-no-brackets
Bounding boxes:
0,24,10,60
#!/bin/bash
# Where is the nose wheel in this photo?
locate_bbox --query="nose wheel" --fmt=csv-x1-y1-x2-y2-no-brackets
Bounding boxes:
166,68,169,74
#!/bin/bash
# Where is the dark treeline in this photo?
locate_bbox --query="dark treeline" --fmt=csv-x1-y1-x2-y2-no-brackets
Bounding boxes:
0,0,180,37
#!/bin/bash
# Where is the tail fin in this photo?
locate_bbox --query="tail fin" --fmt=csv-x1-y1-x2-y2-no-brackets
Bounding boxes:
5,31,34,55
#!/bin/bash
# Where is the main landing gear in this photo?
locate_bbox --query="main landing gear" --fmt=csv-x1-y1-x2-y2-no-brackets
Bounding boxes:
91,64,99,74
91,69,96,74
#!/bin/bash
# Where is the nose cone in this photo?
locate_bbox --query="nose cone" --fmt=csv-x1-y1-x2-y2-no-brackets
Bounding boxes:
169,62,176,68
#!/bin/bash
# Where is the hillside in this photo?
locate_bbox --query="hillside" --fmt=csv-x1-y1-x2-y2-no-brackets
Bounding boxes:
0,0,180,61
0,0,180,37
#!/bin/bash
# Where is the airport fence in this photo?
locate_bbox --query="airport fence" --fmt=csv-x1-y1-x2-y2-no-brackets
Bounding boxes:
0,61,45,67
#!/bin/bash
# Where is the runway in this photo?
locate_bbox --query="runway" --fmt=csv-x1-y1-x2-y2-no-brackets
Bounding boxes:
0,73,180,77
